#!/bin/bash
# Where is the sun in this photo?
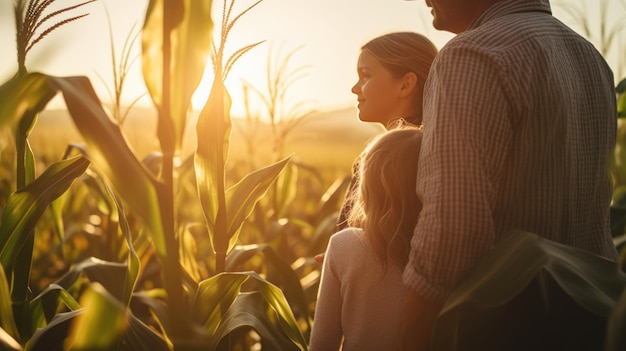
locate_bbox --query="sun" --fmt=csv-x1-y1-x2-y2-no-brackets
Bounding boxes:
191,52,270,119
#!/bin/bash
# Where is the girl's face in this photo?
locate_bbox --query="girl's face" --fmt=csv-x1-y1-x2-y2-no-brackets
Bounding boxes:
351,50,405,127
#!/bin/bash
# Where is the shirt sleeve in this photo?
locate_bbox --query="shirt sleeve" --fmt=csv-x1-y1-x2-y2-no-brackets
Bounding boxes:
403,43,514,302
309,237,344,350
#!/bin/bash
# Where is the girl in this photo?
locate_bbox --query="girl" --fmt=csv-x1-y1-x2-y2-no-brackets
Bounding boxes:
309,125,423,350
351,32,437,128
336,32,437,230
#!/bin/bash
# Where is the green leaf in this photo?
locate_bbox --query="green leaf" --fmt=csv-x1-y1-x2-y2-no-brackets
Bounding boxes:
307,214,340,257
142,0,214,152
618,77,626,118
67,283,127,351
616,78,626,94
0,327,21,351
122,313,169,351
606,288,626,351
225,156,292,252
180,225,202,282
314,176,352,223
29,284,80,333
192,272,249,335
255,273,308,349
432,230,626,350
46,76,166,258
0,155,90,270
205,272,306,350
142,0,184,109
226,244,311,334
104,181,142,306
211,291,305,351
195,75,232,255
193,272,307,349
27,310,82,351
618,90,626,118
0,265,19,344
54,257,129,304
0,73,56,129
273,162,298,218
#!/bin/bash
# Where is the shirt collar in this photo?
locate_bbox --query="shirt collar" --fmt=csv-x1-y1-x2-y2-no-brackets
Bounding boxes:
468,0,552,30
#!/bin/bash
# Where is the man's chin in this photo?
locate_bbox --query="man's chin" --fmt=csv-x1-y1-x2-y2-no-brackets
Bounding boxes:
432,18,446,31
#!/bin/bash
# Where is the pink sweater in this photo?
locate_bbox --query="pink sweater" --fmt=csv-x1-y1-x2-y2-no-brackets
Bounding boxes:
309,228,410,350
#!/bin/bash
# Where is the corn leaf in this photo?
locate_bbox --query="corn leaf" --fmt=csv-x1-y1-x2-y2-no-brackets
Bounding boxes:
142,0,183,109
128,290,170,338
67,283,127,351
192,271,306,349
617,78,625,118
0,327,21,351
226,244,311,334
142,0,213,152
255,272,308,349
122,313,169,351
212,292,294,350
273,162,298,219
29,284,80,333
210,290,305,351
195,75,232,255
617,93,626,118
0,155,90,270
192,272,249,335
315,176,352,222
432,229,626,350
224,156,291,252
180,226,202,282
0,73,56,129
27,310,82,351
54,257,129,304
0,265,19,344
46,76,166,258
104,180,141,306
606,288,626,351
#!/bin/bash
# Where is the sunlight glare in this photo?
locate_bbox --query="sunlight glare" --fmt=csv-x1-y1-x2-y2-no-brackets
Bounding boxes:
191,65,214,112
191,55,266,119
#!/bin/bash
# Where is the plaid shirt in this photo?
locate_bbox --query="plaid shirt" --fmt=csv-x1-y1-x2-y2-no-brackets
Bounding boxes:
404,0,619,303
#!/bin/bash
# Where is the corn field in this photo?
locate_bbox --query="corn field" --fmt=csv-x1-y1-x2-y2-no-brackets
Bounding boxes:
0,0,625,350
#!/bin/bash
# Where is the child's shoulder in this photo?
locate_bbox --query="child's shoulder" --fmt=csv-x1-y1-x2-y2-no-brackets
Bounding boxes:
327,227,370,267
329,227,365,249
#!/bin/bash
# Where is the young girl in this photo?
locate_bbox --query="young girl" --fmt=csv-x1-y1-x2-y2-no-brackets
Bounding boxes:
336,32,437,231
351,31,437,128
309,125,423,350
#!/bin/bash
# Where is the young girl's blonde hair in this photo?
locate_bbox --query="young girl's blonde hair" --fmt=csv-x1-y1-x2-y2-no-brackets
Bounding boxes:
347,124,423,273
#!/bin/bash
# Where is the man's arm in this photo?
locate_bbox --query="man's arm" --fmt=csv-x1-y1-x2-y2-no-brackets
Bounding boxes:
396,290,443,350
398,44,512,348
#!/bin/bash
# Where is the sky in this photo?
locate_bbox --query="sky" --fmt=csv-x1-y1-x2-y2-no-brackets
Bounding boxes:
0,0,624,117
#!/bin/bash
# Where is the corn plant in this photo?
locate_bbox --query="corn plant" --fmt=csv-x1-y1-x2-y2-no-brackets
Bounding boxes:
3,1,94,347
0,0,309,349
95,7,145,125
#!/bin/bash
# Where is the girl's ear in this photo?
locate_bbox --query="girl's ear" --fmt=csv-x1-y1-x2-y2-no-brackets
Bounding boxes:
399,72,418,98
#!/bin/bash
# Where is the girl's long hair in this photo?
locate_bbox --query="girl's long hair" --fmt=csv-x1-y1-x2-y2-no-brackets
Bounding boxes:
347,124,423,274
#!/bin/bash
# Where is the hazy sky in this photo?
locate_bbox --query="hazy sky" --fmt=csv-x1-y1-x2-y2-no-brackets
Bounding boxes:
0,0,624,117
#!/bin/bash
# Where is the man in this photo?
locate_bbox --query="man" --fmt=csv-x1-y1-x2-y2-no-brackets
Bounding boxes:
399,0,619,349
